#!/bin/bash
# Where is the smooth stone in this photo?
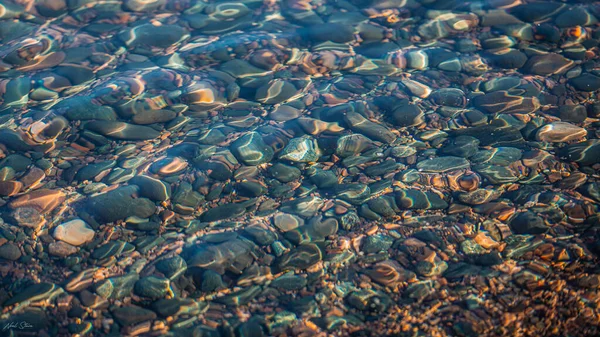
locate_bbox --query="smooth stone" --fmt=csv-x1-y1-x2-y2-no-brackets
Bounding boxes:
268,163,301,183
53,219,95,246
111,306,157,326
279,136,321,163
131,109,177,125
558,105,587,123
48,241,77,257
75,161,116,181
9,189,65,214
430,88,466,107
134,276,170,299
86,186,156,223
118,24,188,48
570,74,600,92
535,122,587,143
347,289,392,313
486,49,528,69
391,100,424,127
151,298,205,318
510,211,548,234
85,121,160,140
472,91,540,114
474,164,519,184
129,175,171,202
451,123,524,147
271,274,307,290
201,200,255,222
277,243,322,271
336,134,376,158
470,147,522,166
4,283,62,306
509,3,565,22
0,242,21,261
440,136,479,158
362,235,394,254
416,156,470,173
559,140,600,165
395,190,448,210
231,132,274,166
201,269,226,292
155,256,187,280
273,213,304,232
237,181,266,197
344,111,396,144
522,53,573,75
60,97,117,121
0,180,22,196
280,196,323,218
555,7,597,28
335,184,371,205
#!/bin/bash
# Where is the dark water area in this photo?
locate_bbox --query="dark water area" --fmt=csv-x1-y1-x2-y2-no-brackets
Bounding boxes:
0,0,600,336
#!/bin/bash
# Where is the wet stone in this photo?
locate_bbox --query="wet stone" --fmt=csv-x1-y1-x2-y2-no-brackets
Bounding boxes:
53,219,94,246
472,91,540,115
335,184,370,205
85,121,161,140
48,241,77,257
535,122,587,143
440,136,480,158
134,276,170,300
416,156,470,173
510,211,548,235
155,256,187,280
271,274,307,290
129,175,171,202
470,147,522,166
522,53,573,76
570,74,600,92
0,242,21,261
268,163,301,183
362,235,394,254
279,136,321,163
151,298,205,318
277,243,322,271
557,105,588,124
347,289,392,313
559,140,600,166
280,196,323,218
395,190,448,210
86,186,156,224
231,132,274,166
118,24,188,48
111,306,157,326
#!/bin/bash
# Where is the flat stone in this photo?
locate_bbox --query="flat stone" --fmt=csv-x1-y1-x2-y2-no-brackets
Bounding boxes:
416,156,470,173
9,189,65,214
522,53,573,75
535,122,587,143
231,132,274,166
279,136,321,163
84,121,161,140
48,241,77,257
86,185,156,223
111,306,157,326
0,242,21,261
53,219,95,246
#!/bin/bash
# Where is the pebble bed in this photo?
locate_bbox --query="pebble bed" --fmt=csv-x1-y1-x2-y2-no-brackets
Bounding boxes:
1,0,600,336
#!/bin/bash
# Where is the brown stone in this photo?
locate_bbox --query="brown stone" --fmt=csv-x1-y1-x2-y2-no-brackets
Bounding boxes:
49,241,77,257
535,122,587,143
0,181,22,196
9,189,66,214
